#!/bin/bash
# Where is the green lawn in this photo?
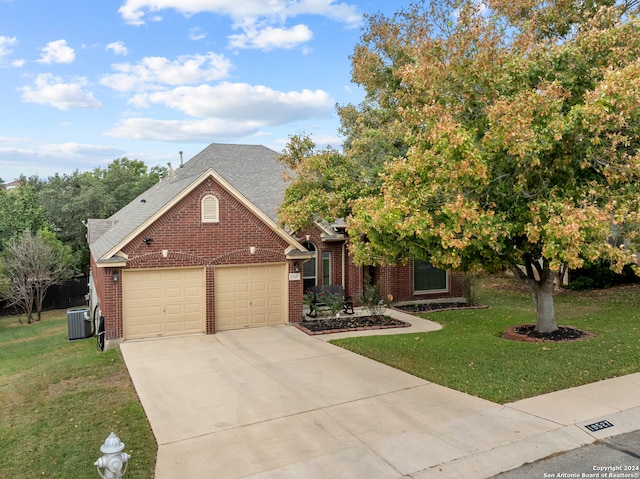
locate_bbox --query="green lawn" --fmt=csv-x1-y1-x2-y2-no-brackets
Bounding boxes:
0,310,156,479
332,277,640,404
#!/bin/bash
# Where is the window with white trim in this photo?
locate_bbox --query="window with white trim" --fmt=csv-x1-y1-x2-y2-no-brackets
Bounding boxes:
201,195,219,223
322,252,331,285
413,261,448,293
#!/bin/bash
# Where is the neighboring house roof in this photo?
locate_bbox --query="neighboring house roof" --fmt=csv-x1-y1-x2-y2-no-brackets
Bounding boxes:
1,180,21,190
88,143,303,264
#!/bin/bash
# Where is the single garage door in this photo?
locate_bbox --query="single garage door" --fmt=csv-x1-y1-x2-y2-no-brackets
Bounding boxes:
215,263,286,331
123,268,205,340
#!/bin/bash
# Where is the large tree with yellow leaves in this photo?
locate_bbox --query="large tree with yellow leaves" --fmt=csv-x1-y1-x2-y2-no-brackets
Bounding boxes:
280,0,640,333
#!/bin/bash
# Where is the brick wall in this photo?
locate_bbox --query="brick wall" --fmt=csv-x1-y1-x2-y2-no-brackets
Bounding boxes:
91,268,123,340
95,177,303,339
300,228,346,288
382,261,466,303
297,227,468,306
288,261,304,323
90,254,124,340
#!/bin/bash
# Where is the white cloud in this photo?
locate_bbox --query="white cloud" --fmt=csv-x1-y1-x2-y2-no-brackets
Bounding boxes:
189,27,207,41
107,82,334,142
118,0,361,50
0,35,17,58
0,136,33,144
228,24,313,50
38,142,124,157
119,0,361,26
106,117,264,142
106,41,128,56
0,142,126,180
19,73,102,110
288,0,362,27
130,82,333,122
37,39,75,64
100,52,232,92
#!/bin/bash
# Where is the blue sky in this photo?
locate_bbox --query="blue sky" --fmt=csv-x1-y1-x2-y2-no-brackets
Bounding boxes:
0,0,400,182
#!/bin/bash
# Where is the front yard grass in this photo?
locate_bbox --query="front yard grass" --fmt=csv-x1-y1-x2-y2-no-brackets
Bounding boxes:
0,310,156,478
331,277,640,404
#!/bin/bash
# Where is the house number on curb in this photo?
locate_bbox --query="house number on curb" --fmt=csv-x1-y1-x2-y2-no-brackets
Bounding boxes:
584,420,614,432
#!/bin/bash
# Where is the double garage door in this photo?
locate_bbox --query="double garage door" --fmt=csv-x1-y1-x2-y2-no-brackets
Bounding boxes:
122,264,286,340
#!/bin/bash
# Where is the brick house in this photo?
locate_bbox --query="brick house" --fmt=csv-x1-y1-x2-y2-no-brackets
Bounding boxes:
88,143,465,349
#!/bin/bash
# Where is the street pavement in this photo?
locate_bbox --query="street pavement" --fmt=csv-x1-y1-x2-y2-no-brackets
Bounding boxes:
491,430,640,479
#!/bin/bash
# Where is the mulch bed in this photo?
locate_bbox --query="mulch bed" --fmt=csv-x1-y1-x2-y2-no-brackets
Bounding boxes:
296,315,410,335
503,324,595,342
395,302,488,313
296,302,484,335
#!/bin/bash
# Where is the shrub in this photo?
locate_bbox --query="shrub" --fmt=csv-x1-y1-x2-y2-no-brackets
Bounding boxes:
315,289,345,316
361,283,387,319
566,261,639,290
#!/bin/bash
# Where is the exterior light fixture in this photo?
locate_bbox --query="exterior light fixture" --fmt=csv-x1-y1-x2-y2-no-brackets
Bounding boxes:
112,271,119,282
294,261,300,272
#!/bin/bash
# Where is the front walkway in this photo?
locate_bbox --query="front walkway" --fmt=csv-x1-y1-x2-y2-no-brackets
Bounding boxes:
120,312,640,478
298,305,443,339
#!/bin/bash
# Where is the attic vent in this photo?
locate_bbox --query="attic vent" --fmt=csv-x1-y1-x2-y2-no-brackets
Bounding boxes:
201,195,219,223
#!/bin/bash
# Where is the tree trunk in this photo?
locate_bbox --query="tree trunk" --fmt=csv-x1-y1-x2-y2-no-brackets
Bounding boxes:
511,258,560,334
531,279,558,333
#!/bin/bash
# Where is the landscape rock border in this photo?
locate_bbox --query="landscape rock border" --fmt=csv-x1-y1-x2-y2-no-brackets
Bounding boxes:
502,324,596,342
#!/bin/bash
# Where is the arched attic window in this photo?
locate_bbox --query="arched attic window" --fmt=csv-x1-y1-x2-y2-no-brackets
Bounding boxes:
201,195,219,223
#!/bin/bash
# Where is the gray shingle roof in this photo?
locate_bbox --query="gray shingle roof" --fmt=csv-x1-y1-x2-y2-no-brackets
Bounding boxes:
88,143,292,262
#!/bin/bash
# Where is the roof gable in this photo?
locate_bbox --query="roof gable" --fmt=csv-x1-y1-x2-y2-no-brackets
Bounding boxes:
88,143,301,263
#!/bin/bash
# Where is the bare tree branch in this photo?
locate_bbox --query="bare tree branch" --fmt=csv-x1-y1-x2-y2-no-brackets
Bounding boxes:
0,230,72,322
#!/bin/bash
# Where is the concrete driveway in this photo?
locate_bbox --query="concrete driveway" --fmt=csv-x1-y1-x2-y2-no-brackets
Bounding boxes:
120,324,640,478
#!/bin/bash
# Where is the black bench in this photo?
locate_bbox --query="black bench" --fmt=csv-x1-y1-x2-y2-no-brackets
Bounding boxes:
305,285,354,318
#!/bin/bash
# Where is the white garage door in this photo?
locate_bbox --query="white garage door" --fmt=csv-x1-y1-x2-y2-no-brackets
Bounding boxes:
123,268,205,340
215,263,287,331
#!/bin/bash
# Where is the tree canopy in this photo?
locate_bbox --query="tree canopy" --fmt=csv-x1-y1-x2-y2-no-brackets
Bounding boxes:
0,184,50,250
0,158,167,273
279,0,640,332
30,158,167,271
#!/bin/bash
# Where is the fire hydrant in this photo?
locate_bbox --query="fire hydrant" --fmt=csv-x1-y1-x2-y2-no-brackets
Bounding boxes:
94,432,130,479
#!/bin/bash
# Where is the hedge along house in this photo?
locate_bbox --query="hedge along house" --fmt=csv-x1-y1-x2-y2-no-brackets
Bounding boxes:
88,143,466,349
